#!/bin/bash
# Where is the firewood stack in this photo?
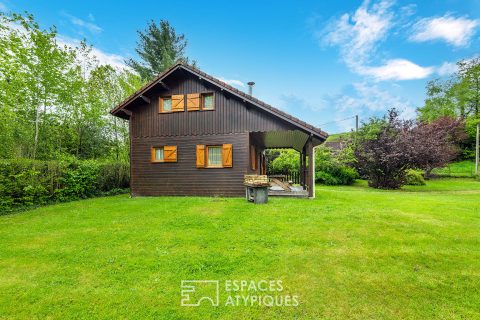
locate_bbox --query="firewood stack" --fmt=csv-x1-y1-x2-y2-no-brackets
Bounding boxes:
244,175,269,187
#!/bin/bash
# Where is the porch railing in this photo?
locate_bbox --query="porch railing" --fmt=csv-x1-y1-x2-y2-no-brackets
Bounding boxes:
266,170,301,185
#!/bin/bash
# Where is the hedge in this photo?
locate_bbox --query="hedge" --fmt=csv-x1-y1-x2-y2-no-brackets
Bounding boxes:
0,159,129,213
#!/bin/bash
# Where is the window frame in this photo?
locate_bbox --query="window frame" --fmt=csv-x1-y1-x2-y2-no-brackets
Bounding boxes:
200,92,215,111
205,145,223,168
151,146,165,163
159,96,173,113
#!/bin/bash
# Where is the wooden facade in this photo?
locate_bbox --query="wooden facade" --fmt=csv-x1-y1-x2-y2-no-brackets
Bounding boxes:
111,63,327,197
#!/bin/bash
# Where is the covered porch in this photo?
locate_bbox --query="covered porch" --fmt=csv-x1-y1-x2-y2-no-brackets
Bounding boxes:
249,129,325,198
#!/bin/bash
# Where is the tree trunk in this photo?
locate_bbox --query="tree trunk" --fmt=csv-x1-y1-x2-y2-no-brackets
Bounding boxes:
33,104,40,159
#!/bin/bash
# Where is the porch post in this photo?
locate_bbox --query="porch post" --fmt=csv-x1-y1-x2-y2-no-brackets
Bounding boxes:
306,137,315,198
301,146,307,187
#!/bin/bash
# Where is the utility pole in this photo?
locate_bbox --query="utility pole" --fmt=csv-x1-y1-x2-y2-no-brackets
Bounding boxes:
476,123,479,175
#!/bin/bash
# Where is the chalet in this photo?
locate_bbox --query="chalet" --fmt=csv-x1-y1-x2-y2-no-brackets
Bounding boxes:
110,63,327,198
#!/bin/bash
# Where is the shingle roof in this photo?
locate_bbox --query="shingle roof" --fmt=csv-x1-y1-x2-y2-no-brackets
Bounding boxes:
110,62,328,139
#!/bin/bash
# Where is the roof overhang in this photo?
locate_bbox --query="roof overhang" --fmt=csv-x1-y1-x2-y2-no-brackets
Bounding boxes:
110,63,328,141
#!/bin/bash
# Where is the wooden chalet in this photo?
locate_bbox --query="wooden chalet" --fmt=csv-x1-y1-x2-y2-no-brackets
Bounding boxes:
110,63,328,198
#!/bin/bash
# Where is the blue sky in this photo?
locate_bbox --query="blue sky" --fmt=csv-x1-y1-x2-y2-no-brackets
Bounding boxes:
3,0,480,133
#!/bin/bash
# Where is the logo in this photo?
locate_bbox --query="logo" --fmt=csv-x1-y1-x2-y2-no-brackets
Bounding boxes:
180,279,299,307
180,280,220,307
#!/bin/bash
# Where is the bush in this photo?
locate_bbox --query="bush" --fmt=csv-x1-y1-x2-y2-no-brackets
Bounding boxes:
315,146,358,185
0,159,129,214
405,169,426,186
270,150,300,172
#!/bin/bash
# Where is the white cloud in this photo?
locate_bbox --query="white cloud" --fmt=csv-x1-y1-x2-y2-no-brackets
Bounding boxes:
57,35,128,70
329,83,415,131
436,61,458,76
217,77,245,88
359,59,434,81
321,0,394,69
410,15,479,47
63,12,103,34
320,0,434,81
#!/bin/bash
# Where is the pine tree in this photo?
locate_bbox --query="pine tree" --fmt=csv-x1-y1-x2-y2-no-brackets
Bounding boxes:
126,20,194,81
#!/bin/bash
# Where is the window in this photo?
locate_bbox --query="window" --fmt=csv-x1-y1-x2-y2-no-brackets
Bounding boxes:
196,144,232,168
154,147,164,161
160,97,172,112
151,146,177,163
201,93,214,110
207,146,222,167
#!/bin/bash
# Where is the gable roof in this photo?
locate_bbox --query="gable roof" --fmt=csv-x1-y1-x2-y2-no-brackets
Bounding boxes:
110,63,328,140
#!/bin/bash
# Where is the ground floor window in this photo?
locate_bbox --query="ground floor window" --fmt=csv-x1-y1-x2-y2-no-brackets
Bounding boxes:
151,146,177,163
207,146,222,167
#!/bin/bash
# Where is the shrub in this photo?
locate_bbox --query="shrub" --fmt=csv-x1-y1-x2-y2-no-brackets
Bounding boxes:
405,169,426,186
315,146,358,185
270,150,300,172
0,159,130,214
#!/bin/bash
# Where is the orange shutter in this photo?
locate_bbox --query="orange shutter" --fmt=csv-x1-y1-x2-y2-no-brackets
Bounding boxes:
151,147,156,161
250,145,256,170
171,94,185,112
222,144,233,168
158,97,162,113
196,145,205,168
164,146,177,162
187,93,200,111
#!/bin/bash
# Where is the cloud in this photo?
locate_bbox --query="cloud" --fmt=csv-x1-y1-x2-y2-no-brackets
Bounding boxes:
320,0,434,81
410,15,479,47
217,77,245,88
325,82,415,131
436,61,458,76
57,35,128,70
63,12,103,34
280,94,325,112
358,59,434,81
321,0,394,69
0,2,7,12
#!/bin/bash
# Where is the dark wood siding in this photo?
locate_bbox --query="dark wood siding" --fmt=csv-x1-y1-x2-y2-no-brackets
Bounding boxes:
127,71,299,196
131,133,249,196
130,72,296,138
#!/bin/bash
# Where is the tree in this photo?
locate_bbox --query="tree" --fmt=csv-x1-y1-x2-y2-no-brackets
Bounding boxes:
355,109,416,189
126,20,193,81
0,11,143,161
410,117,466,178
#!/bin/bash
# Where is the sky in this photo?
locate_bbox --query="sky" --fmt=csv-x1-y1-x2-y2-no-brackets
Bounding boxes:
2,0,480,133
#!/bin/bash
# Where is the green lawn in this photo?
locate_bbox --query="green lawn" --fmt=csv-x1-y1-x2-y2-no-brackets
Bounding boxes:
1,179,479,319
431,160,476,177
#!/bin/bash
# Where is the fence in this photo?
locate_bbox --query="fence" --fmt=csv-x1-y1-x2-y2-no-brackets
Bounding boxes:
266,170,301,185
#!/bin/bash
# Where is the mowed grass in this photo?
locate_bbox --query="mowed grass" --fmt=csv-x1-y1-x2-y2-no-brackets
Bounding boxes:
431,160,476,177
0,179,479,319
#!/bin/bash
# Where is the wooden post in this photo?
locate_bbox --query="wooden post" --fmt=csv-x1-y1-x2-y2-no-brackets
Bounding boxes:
476,123,479,175
306,137,315,198
301,146,307,188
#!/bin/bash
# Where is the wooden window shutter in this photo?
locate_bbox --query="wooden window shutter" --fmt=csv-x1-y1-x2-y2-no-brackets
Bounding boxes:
171,94,185,112
151,147,156,162
222,144,233,168
164,146,177,162
196,145,205,168
250,145,256,170
187,93,200,111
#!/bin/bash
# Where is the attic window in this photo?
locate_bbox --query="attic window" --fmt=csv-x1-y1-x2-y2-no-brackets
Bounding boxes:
201,93,214,110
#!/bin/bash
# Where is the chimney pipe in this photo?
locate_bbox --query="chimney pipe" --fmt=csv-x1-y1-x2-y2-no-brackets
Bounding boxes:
247,81,255,96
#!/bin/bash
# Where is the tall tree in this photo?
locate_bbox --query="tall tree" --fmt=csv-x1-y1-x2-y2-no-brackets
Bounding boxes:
126,20,193,81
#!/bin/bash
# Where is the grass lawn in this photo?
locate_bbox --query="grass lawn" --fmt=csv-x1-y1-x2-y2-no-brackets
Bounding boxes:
431,160,476,178
1,179,479,319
